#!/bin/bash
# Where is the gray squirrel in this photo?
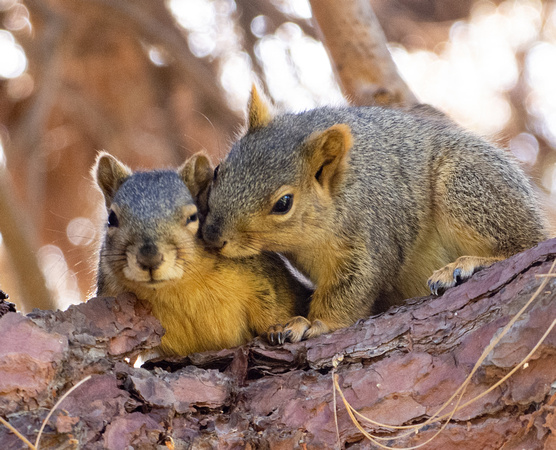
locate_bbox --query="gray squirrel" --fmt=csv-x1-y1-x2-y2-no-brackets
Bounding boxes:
187,87,548,343
93,152,311,356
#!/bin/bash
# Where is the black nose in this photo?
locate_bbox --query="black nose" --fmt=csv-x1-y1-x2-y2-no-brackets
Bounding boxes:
202,223,227,249
137,243,163,271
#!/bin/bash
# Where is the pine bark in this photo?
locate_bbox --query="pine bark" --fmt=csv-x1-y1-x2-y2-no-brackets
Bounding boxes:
1,239,556,449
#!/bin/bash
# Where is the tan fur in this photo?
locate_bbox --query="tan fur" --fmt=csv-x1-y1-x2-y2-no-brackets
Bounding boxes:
248,84,273,131
179,151,213,198
305,124,353,198
100,247,288,355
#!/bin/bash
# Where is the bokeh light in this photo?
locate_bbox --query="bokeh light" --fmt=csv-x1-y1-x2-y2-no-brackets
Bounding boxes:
509,133,539,166
0,29,26,79
66,217,96,247
0,137,6,168
37,244,81,310
391,1,544,135
2,0,556,311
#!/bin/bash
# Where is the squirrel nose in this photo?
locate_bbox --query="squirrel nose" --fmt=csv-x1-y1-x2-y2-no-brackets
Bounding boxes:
202,223,227,249
137,243,163,271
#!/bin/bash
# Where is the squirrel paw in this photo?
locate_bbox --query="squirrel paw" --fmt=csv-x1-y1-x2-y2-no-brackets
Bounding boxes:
428,255,502,296
267,316,310,344
266,317,331,344
303,319,332,339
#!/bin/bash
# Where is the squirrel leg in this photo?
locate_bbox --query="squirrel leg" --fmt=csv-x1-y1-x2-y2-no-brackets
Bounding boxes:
427,255,503,295
303,319,335,339
428,156,547,296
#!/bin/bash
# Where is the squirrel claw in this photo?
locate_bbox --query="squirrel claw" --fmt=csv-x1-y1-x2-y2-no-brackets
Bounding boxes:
427,256,500,296
266,317,334,344
266,324,285,345
283,316,311,343
428,264,467,296
265,316,311,344
266,325,295,345
427,279,443,296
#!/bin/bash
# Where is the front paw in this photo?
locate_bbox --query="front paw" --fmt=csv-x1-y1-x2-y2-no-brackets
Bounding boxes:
266,317,332,344
302,319,331,340
266,316,310,345
428,255,501,295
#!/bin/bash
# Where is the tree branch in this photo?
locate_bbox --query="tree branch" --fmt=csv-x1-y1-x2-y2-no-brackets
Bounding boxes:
2,240,556,447
309,0,418,107
86,0,242,132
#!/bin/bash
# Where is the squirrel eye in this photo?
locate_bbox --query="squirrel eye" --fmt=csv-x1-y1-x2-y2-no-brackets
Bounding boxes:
271,194,293,215
186,213,198,225
107,210,119,228
213,165,220,181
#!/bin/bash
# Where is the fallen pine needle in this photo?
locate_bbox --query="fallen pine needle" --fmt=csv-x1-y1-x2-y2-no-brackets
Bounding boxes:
35,375,92,449
0,374,92,450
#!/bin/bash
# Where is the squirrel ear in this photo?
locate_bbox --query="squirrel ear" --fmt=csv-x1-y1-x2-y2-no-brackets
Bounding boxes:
305,124,353,195
248,84,273,131
94,152,132,208
179,151,213,198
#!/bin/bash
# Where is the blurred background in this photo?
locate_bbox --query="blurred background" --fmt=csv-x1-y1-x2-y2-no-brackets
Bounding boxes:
0,0,555,312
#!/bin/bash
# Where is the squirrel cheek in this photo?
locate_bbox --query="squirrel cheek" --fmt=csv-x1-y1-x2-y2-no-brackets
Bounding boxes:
187,221,199,235
219,238,260,258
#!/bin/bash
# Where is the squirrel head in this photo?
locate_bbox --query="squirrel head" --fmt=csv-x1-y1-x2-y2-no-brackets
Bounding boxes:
93,152,209,289
200,96,354,258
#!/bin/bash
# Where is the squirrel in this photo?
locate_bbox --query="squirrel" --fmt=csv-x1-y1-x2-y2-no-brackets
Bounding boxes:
194,86,550,344
93,152,311,357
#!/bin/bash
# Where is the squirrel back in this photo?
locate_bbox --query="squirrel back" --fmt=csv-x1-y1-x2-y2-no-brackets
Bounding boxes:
93,152,311,356
199,88,549,342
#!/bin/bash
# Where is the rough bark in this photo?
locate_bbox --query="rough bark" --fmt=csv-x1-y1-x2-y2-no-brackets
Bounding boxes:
309,0,418,107
1,239,556,449
0,293,16,316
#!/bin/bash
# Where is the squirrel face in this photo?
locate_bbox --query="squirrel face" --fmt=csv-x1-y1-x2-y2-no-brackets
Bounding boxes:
202,172,302,258
200,97,353,258
95,153,202,290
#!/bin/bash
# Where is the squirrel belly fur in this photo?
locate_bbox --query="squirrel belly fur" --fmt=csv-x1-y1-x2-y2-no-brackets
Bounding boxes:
93,152,311,357
199,87,549,343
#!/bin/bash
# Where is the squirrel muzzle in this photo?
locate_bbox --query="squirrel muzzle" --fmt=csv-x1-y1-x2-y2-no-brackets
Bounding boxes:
201,221,227,250
136,242,163,271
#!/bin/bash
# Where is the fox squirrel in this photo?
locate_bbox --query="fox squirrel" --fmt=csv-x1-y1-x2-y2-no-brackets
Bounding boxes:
93,152,311,356
195,87,549,344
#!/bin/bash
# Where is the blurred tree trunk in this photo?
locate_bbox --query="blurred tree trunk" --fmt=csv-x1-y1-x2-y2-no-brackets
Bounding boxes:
309,0,418,107
3,0,243,310
0,171,55,310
